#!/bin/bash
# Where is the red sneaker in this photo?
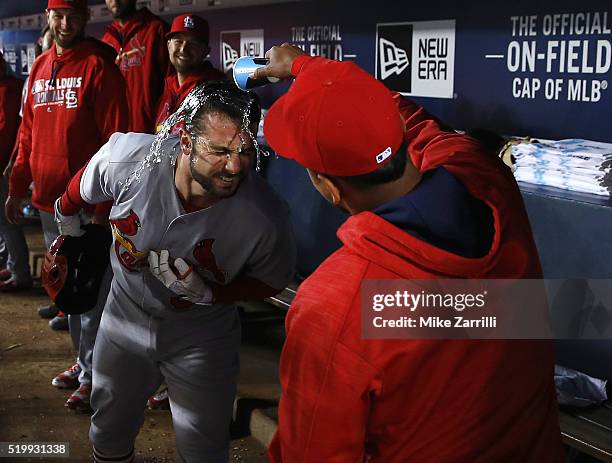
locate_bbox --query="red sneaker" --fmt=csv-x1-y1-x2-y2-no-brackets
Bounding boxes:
147,387,169,410
51,363,81,389
65,384,92,412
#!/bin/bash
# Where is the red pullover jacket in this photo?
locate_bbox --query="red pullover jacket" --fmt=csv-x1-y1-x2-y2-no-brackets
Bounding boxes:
154,63,226,133
0,76,23,172
102,8,170,133
9,39,128,213
269,59,563,463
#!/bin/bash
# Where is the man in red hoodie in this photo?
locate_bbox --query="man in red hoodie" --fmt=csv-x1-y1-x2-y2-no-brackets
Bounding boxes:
256,45,564,462
103,0,170,133
5,0,128,411
154,13,225,133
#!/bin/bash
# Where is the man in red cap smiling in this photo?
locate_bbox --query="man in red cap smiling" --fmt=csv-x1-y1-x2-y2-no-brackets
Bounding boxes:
154,13,225,133
255,44,564,462
102,0,170,133
6,0,128,412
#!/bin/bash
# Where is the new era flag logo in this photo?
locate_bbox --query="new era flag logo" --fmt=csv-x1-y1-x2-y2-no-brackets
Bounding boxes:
376,20,455,99
379,38,409,80
220,29,264,73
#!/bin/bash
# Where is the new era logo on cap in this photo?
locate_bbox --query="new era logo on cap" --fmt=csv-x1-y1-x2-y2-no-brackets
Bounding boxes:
376,147,393,164
184,16,194,28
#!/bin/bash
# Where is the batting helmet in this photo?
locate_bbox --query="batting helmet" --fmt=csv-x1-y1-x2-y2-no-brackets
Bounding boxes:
42,224,112,314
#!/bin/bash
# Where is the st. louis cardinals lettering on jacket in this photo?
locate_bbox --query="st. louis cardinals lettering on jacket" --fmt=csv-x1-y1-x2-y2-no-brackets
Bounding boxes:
9,39,128,214
102,8,170,133
65,132,295,317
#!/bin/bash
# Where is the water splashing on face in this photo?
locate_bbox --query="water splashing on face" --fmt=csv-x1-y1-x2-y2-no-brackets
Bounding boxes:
121,82,263,194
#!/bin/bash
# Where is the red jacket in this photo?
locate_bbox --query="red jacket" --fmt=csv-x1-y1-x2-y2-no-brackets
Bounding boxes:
154,63,226,133
0,76,23,172
9,39,128,213
102,8,170,133
269,60,563,463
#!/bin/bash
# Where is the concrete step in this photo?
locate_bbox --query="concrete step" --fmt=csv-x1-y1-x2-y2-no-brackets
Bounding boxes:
250,406,279,449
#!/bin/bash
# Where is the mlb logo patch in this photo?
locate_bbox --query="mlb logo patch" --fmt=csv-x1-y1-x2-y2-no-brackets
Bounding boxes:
184,16,194,29
376,147,393,164
376,20,456,99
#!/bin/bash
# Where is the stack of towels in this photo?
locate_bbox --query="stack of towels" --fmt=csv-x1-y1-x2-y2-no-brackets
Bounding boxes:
512,139,612,197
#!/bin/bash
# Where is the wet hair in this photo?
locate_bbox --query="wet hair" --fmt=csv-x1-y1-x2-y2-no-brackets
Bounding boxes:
330,138,408,188
130,78,263,193
188,80,261,137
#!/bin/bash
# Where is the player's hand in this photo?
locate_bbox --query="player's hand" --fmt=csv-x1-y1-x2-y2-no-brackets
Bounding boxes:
2,160,14,179
252,43,306,81
5,195,25,224
148,250,213,306
54,198,84,237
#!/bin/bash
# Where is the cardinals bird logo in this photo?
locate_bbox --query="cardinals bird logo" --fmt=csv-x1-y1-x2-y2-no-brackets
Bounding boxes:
110,209,146,272
193,239,226,283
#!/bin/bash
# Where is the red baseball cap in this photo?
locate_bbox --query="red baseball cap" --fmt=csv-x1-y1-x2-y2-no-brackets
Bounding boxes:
264,56,405,177
167,13,209,44
47,0,88,13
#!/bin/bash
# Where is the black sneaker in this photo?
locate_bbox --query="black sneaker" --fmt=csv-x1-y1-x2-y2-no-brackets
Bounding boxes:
49,312,69,331
38,304,59,319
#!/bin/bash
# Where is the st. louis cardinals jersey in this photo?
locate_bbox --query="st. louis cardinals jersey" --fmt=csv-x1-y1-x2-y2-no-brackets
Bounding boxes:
78,132,296,318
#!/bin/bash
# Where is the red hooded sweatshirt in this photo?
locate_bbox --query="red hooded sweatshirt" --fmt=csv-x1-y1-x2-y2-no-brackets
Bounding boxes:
9,38,128,213
154,63,226,133
102,8,170,133
0,76,23,172
269,59,563,463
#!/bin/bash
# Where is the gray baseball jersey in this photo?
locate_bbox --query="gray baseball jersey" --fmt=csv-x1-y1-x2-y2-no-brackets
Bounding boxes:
79,131,296,318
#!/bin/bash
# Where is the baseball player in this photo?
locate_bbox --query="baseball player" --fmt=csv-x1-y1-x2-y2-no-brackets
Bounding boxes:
255,45,564,462
150,12,226,409
55,80,295,463
5,0,128,411
102,0,170,133
154,13,225,133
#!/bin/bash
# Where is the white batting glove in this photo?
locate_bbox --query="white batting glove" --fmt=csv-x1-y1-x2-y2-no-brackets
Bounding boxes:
54,198,84,237
148,250,213,306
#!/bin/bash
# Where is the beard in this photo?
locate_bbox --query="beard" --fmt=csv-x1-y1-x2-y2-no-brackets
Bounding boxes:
170,55,203,75
52,29,84,49
189,156,244,199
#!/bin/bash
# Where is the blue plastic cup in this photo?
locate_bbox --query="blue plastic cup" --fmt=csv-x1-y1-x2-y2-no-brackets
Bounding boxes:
233,56,280,91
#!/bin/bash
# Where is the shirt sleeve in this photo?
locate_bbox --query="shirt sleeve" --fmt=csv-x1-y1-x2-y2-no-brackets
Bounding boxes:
269,298,380,463
0,80,23,172
59,134,122,216
392,92,493,174
9,78,34,197
244,215,296,291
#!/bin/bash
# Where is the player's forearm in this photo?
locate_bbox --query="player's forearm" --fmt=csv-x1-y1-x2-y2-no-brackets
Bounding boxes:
59,164,93,215
210,275,281,304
